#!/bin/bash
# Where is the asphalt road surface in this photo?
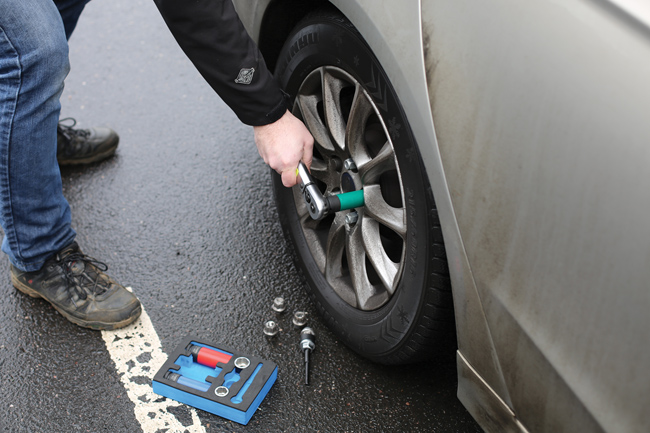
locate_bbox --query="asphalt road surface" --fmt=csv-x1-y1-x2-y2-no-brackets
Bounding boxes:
0,1,482,432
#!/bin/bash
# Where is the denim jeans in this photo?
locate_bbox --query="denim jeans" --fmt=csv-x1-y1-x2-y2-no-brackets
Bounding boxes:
0,0,90,271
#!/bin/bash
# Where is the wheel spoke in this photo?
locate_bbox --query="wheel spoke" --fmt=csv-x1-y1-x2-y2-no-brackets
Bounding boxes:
363,185,406,237
293,187,322,231
309,158,339,192
324,214,357,306
346,224,373,310
345,84,374,163
325,214,347,276
361,216,400,293
322,69,347,151
309,158,328,176
296,73,335,152
346,222,388,310
359,141,396,185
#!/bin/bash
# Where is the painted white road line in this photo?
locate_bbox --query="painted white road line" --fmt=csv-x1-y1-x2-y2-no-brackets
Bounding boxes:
101,292,207,433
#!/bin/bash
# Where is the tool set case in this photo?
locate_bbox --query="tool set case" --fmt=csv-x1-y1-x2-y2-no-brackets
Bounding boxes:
152,336,277,425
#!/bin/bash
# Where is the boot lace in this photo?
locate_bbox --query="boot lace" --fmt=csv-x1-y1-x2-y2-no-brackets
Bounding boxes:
59,252,110,300
58,117,91,142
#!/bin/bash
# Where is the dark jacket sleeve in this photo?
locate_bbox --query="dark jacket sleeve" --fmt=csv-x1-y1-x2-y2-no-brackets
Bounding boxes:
153,0,289,126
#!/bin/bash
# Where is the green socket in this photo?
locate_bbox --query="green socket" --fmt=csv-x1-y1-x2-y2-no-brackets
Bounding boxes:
327,189,364,212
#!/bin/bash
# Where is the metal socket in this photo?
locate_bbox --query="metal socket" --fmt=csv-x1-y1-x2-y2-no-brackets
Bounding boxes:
234,357,251,369
215,386,229,397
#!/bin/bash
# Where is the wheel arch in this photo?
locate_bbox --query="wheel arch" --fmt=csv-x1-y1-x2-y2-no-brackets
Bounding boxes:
256,0,473,361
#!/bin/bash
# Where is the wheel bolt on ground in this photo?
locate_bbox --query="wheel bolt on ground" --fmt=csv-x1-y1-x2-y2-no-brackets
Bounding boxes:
345,211,359,226
263,320,279,337
271,297,286,313
293,311,308,327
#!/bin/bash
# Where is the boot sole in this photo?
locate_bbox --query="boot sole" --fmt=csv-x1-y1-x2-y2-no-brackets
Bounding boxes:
12,274,142,331
57,144,118,166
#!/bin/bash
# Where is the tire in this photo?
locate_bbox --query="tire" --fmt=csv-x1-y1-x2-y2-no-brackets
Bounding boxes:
272,9,455,364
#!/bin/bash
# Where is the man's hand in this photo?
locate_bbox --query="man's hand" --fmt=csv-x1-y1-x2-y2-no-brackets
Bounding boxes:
254,110,314,187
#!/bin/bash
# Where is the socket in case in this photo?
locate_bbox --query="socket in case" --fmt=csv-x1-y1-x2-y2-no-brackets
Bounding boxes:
152,336,278,425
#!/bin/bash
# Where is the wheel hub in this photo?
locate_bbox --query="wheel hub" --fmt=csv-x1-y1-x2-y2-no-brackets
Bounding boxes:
340,172,358,193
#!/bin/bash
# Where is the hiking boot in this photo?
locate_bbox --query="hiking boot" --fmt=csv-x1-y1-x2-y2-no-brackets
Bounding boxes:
11,242,141,330
57,117,119,165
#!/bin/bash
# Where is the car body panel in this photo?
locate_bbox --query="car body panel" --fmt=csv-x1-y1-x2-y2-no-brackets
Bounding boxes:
232,0,271,40
234,0,650,431
457,351,529,433
422,1,650,432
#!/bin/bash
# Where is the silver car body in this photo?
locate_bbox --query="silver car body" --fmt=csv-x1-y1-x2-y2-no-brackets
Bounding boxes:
234,1,650,432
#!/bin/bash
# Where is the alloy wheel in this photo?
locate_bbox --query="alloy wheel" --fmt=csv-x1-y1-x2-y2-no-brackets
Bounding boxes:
291,66,406,311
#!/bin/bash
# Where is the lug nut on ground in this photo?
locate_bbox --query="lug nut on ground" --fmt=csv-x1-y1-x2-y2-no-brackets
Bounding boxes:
292,311,308,327
263,320,279,337
271,297,286,313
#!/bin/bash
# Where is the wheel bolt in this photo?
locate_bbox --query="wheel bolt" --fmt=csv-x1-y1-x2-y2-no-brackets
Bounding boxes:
344,158,358,172
345,211,359,226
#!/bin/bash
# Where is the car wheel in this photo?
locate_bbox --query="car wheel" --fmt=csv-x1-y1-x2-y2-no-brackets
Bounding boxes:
272,9,455,364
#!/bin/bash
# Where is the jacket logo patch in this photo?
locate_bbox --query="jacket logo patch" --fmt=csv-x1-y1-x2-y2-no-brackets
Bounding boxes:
235,67,255,84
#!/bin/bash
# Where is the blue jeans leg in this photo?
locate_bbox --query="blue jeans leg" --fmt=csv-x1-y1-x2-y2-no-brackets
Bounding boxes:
0,0,76,271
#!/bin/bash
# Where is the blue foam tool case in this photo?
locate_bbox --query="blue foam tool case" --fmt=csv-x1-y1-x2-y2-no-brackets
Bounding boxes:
152,336,278,425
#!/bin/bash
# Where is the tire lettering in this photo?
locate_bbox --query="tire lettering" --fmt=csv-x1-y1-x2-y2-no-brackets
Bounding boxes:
365,66,388,112
407,188,418,275
280,32,320,76
289,32,319,60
